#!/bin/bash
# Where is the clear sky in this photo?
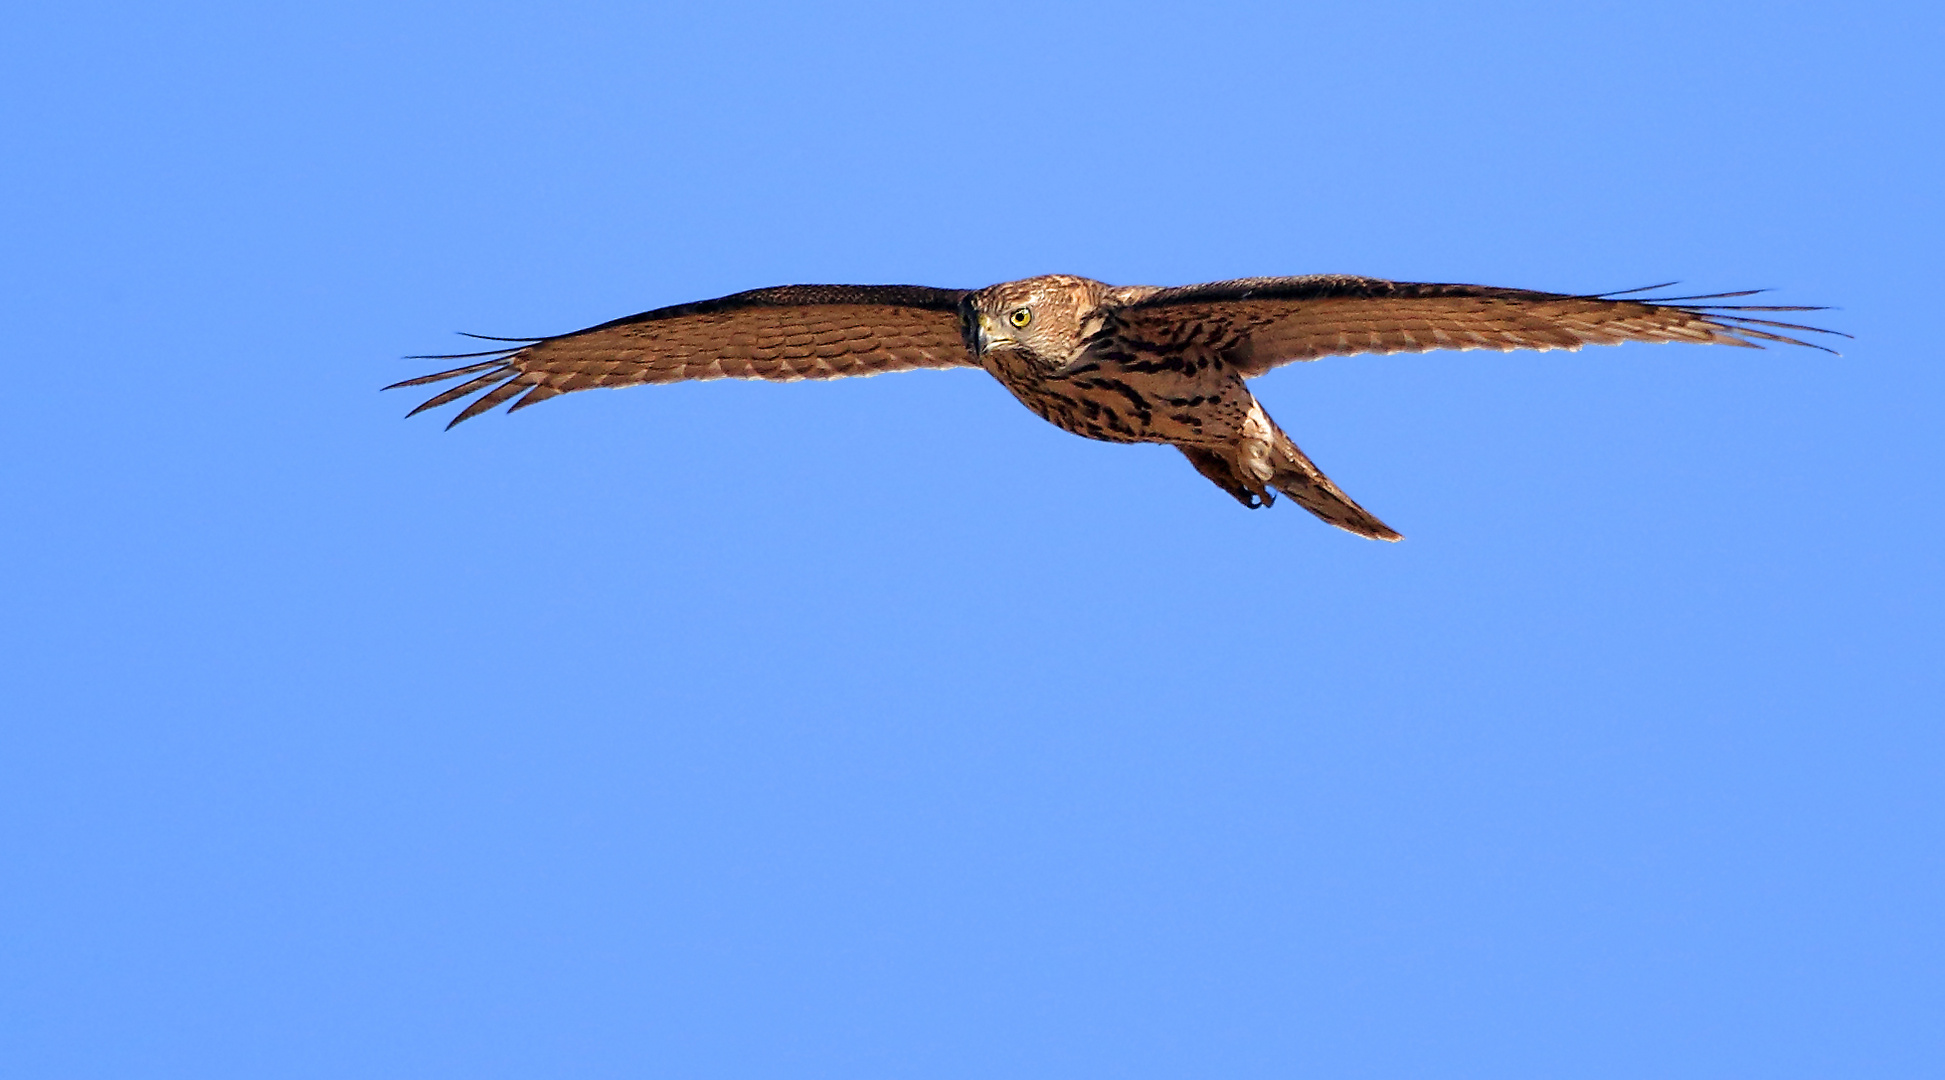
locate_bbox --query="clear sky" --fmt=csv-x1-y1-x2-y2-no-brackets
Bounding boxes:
3,2,1940,1076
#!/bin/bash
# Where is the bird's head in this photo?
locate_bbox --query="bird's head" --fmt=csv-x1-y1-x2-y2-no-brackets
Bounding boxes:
964,275,1111,367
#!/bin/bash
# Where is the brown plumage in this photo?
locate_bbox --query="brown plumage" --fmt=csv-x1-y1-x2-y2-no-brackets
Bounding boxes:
390,274,1839,540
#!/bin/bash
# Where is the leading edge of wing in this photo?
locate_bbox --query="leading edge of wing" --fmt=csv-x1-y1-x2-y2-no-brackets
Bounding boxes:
573,283,970,335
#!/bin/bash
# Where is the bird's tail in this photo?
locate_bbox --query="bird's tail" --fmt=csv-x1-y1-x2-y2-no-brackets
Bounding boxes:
1267,430,1402,542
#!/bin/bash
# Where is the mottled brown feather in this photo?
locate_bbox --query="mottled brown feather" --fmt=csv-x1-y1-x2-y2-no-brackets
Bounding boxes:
1266,429,1401,541
1117,276,1839,376
391,284,975,425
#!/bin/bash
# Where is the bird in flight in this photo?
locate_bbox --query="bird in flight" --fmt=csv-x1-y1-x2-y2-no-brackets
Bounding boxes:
389,274,1836,540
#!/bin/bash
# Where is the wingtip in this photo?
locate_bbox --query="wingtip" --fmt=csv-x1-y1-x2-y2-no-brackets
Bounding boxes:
458,331,549,343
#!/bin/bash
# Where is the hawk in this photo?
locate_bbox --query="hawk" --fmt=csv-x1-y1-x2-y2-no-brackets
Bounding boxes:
390,274,1836,540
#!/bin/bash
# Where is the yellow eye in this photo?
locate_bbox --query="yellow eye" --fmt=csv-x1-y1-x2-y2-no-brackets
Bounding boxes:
1008,308,1033,328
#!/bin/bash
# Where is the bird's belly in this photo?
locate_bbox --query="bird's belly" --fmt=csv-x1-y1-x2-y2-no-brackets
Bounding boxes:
991,364,1247,447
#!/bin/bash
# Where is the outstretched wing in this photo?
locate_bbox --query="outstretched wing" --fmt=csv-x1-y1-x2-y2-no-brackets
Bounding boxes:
1111,276,1843,378
389,284,976,428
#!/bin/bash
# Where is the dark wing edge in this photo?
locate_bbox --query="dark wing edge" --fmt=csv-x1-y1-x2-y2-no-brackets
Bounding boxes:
386,284,974,429
1122,275,1845,374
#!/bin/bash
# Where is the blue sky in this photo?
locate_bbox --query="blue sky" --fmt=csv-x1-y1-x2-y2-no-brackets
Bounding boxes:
3,2,1940,1076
